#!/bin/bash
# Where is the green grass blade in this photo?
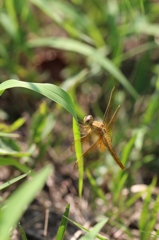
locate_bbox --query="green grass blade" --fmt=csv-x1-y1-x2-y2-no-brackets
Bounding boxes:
5,0,18,35
112,135,136,201
0,149,31,157
28,37,139,99
0,157,31,173
121,134,136,166
0,133,19,138
30,0,105,46
0,80,77,122
146,194,159,235
6,118,25,132
56,204,70,240
61,69,88,92
140,0,145,14
0,12,17,38
73,117,83,197
139,177,157,240
86,169,107,204
126,191,146,208
18,223,28,240
0,171,31,190
66,217,108,240
0,165,53,240
79,218,108,240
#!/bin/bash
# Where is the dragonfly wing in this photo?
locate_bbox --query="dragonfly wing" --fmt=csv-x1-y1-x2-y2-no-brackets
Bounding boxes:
70,133,92,152
73,137,102,169
103,87,115,125
102,136,125,170
103,87,120,131
107,105,120,129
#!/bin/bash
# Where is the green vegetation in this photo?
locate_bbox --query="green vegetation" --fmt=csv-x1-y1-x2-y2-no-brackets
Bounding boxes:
0,0,159,239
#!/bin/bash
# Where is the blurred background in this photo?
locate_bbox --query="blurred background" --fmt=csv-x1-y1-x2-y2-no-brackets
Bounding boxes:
0,0,159,239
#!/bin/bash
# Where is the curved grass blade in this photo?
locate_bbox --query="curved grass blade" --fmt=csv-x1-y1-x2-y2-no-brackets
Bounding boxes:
0,157,31,173
86,169,107,204
0,171,31,190
66,217,108,240
0,165,53,240
121,134,137,167
73,117,83,197
0,149,31,157
18,223,28,240
139,177,158,240
28,37,139,99
79,218,108,240
0,80,77,122
56,204,70,240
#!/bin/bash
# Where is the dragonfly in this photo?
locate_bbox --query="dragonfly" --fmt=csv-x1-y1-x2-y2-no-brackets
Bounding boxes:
72,87,125,170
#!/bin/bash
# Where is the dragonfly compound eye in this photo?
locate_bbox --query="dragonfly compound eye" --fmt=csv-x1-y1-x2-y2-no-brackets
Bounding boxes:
84,115,93,124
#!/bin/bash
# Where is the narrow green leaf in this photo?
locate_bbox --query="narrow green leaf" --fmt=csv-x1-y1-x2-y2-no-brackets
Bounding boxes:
30,0,105,46
0,80,77,122
28,37,139,99
0,157,31,173
126,191,146,208
86,169,107,204
73,118,83,197
5,0,18,34
112,135,136,201
61,69,88,91
18,223,28,240
121,134,136,166
56,204,70,240
139,177,157,240
7,118,25,132
146,194,159,234
79,218,108,240
0,165,53,240
0,133,19,138
0,12,17,38
0,171,31,190
0,149,30,158
66,217,108,240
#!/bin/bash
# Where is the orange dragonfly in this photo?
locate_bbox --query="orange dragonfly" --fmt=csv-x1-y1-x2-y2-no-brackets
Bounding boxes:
73,87,125,170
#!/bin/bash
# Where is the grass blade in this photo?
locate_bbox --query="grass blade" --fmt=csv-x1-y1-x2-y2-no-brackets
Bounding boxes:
0,171,31,190
0,80,77,122
18,223,28,240
0,165,53,240
28,37,139,99
139,177,157,240
86,169,107,204
56,204,70,240
0,157,31,173
79,218,108,240
66,217,108,240
121,134,136,166
73,118,83,197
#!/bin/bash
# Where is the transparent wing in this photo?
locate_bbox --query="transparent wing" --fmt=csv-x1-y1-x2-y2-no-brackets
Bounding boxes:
70,132,92,153
102,136,125,170
103,87,115,125
107,105,120,129
73,137,102,169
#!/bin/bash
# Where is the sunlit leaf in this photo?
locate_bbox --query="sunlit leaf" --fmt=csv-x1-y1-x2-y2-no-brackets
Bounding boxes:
0,165,53,240
56,204,70,240
0,80,77,122
73,117,83,197
28,37,139,99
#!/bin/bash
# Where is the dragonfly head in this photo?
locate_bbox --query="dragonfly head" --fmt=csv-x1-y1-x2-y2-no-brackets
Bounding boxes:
84,115,93,125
